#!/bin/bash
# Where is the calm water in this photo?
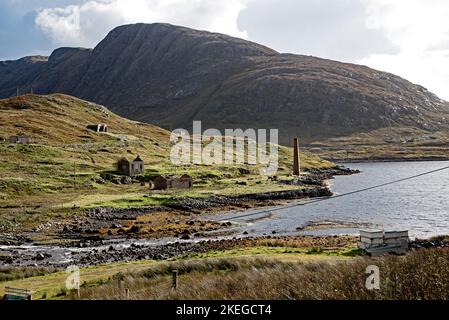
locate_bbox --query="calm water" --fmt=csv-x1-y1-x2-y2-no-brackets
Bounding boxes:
212,161,449,238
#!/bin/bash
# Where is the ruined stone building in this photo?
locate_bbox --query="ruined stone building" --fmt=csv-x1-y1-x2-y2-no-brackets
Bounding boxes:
150,174,193,190
117,156,144,176
9,135,31,144
87,124,108,132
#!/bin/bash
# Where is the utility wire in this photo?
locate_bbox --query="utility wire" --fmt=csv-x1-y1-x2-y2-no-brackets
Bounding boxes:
217,164,449,222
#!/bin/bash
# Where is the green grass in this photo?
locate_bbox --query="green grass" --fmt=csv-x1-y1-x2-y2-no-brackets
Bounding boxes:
0,259,160,300
185,246,356,260
83,194,176,208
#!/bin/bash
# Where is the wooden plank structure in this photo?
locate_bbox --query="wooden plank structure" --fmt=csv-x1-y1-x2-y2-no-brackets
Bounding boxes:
3,287,33,300
358,229,409,256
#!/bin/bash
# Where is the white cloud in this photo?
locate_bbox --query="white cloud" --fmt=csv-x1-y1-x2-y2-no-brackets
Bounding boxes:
359,0,449,100
33,0,449,100
237,0,449,100
237,0,398,61
35,0,247,48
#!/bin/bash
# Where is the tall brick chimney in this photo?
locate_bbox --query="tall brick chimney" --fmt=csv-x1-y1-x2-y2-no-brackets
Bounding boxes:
293,137,300,176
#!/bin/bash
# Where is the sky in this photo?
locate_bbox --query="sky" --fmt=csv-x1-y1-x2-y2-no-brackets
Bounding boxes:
1,0,448,100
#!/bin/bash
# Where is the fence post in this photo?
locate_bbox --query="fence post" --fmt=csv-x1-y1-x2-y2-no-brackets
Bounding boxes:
70,288,80,299
172,270,178,290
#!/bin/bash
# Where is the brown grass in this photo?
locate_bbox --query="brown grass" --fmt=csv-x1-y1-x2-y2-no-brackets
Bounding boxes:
77,247,449,300
0,266,57,282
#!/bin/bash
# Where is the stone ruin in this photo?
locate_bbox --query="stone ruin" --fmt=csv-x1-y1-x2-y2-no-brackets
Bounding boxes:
86,124,108,133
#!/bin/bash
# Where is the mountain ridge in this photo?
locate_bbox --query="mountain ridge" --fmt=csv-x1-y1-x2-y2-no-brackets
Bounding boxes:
1,22,449,148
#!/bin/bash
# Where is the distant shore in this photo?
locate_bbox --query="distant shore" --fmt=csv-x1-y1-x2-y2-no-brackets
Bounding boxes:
332,156,449,164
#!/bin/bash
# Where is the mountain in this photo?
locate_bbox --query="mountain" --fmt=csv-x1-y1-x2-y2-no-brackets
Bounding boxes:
2,23,449,155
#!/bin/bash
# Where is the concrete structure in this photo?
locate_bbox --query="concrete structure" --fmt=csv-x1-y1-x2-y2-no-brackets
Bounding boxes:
117,156,144,176
87,124,108,133
150,174,193,190
293,137,300,176
358,229,409,256
9,135,31,144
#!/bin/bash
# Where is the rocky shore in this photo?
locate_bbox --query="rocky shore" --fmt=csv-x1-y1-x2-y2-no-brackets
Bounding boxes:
409,236,449,249
1,166,358,246
166,187,332,211
3,233,448,268
0,235,358,267
0,166,361,267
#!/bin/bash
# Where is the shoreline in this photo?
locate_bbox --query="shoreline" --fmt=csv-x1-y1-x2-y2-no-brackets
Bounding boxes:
0,235,359,268
0,167,361,267
1,166,356,246
331,157,449,164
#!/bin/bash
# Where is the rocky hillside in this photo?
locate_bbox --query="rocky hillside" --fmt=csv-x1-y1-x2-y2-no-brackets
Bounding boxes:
0,94,335,235
0,93,168,145
2,23,449,149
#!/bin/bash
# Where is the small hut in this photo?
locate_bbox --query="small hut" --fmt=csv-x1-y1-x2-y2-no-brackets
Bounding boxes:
87,124,108,133
117,156,144,176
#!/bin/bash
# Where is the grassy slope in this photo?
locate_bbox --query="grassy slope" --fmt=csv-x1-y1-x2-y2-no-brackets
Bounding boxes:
308,126,449,161
0,94,334,232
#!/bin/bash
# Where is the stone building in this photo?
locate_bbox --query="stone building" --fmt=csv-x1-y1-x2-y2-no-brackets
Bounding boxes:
9,135,31,144
87,124,108,132
151,175,171,190
150,174,193,190
117,156,144,176
172,174,194,189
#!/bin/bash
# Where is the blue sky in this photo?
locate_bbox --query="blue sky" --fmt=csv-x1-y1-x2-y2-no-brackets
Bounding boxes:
0,1,74,59
1,0,449,100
